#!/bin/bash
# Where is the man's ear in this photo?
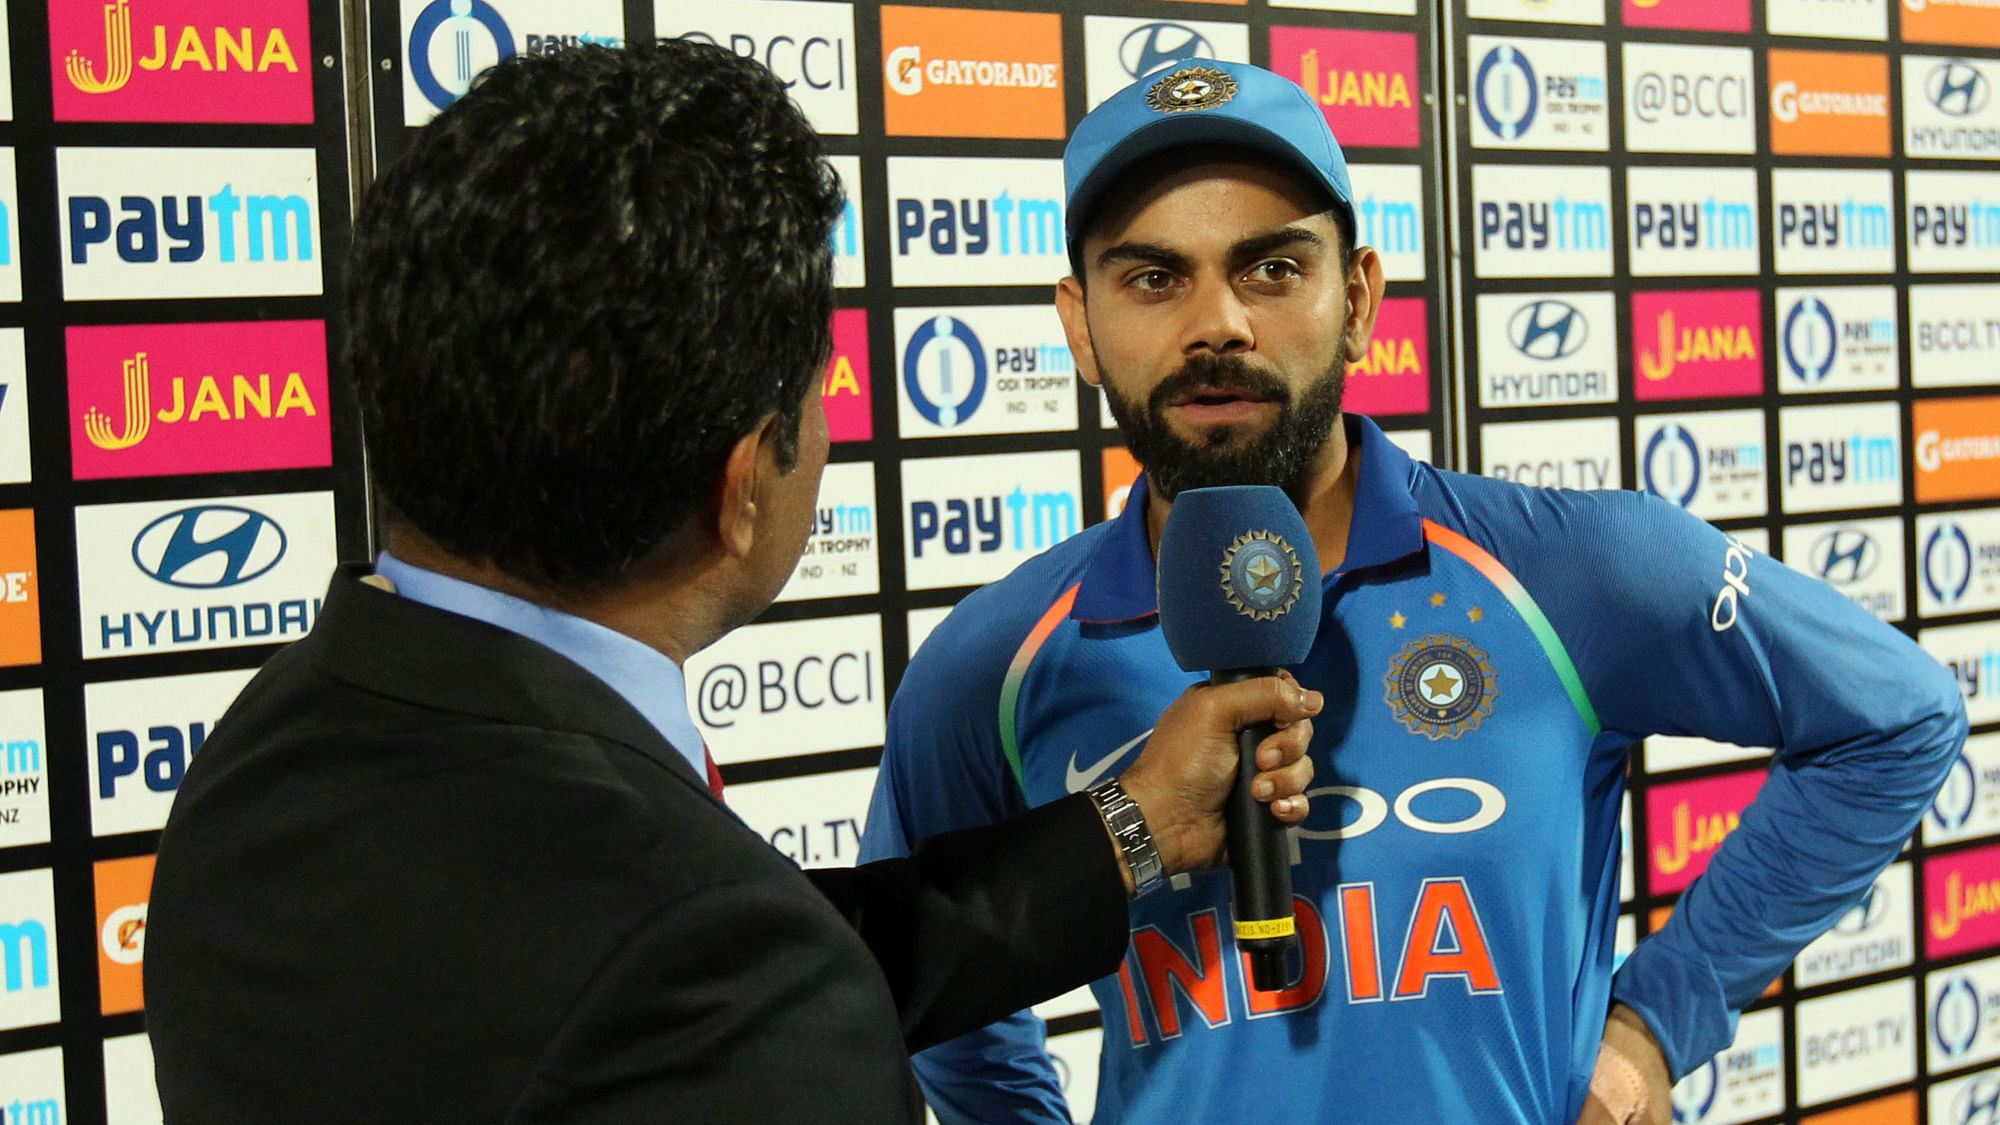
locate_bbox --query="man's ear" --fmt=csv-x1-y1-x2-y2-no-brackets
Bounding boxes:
714,412,780,559
1055,276,1102,388
1341,246,1389,363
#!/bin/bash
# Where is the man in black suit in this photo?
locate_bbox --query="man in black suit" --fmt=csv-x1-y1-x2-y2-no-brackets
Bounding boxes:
143,42,1320,1122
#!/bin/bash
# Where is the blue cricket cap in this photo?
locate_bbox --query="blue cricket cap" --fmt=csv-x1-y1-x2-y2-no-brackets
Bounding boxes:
1063,59,1356,270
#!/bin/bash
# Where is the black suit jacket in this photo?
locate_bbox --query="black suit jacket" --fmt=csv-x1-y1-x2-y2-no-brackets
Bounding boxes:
146,567,1127,1122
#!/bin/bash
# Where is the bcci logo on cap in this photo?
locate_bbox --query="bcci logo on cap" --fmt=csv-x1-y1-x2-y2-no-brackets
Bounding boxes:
1147,65,1236,114
1386,633,1499,740
1218,530,1302,621
132,506,287,589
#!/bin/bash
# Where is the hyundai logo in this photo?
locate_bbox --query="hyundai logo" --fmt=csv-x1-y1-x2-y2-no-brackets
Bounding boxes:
1810,527,1878,585
131,506,287,589
1952,1074,2000,1125
1507,299,1588,360
1831,881,1889,935
1118,23,1212,81
1928,60,1991,118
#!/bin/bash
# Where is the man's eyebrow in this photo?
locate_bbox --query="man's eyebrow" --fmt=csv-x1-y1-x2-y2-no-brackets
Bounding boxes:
1229,226,1324,265
1094,241,1192,273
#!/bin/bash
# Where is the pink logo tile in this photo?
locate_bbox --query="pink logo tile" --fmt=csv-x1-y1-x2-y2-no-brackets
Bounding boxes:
1646,769,1765,894
1631,290,1763,401
1268,28,1421,149
1623,0,1751,32
67,320,330,480
1928,843,2000,958
1346,297,1429,417
51,0,313,124
825,309,872,443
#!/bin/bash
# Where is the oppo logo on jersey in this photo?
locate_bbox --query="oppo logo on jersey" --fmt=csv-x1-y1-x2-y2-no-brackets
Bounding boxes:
1114,878,1505,1046
1297,777,1507,841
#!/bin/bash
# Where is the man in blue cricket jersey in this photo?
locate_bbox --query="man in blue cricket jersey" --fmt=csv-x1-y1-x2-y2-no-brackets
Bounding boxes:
862,59,1968,1125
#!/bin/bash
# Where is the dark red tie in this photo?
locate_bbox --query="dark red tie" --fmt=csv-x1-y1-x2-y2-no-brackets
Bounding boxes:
704,744,725,799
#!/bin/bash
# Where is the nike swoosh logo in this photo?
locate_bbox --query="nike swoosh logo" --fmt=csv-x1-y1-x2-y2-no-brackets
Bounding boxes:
1065,729,1154,793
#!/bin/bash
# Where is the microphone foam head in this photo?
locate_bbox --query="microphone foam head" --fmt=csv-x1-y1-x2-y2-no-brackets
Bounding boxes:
1155,485,1322,672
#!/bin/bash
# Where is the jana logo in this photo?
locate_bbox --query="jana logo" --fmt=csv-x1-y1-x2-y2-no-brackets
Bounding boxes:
903,315,986,428
1782,298,1838,384
409,0,515,112
1507,299,1588,360
1831,880,1891,935
1935,974,1983,1057
1670,1057,1719,1123
1933,751,1978,831
1929,61,1992,119
1810,527,1879,585
1118,23,1211,81
1926,522,1975,605
1475,45,1537,140
132,506,287,589
1642,424,1702,509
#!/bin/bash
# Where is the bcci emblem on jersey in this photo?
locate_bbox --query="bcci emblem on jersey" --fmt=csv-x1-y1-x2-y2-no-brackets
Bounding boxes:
1386,633,1499,740
1218,530,1303,621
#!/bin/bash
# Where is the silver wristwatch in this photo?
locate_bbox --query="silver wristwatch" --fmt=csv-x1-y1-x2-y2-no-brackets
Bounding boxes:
1086,778,1164,896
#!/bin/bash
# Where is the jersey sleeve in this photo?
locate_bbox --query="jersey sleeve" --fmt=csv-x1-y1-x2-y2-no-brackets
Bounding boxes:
1463,486,1968,1080
860,590,1075,1124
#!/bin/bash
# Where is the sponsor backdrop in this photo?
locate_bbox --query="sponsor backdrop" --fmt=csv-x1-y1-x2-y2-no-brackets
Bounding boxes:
0,0,1951,1120
0,0,374,1121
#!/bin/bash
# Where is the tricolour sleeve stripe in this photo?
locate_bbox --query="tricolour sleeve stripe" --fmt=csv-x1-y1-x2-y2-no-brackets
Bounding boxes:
1423,519,1602,738
998,583,1082,794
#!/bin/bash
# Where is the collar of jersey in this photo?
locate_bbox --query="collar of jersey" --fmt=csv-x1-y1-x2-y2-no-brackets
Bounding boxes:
1071,413,1424,624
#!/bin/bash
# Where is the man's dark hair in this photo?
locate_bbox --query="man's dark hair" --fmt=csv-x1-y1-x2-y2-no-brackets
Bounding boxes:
347,41,843,592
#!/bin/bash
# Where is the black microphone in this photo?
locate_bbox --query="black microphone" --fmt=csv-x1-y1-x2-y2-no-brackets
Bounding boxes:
1155,485,1322,992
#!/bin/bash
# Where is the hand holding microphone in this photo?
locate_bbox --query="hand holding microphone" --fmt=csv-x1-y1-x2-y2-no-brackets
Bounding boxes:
1153,485,1324,992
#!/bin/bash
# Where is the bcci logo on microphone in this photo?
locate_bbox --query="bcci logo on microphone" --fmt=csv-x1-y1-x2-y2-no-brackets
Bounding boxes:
1218,530,1302,621
1387,634,1499,740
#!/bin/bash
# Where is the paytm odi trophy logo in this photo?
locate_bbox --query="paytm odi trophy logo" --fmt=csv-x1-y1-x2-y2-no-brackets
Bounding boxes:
1218,530,1303,621
1147,65,1235,113
903,314,985,428
1387,633,1499,740
409,0,514,112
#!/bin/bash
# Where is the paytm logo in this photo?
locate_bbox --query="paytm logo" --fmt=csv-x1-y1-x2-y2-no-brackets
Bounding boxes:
0,330,25,487
1639,412,1767,520
1923,621,2000,726
1471,164,1612,278
888,157,1065,287
1774,170,1896,276
58,147,321,300
1627,167,1758,277
1778,288,1898,393
87,668,252,838
0,691,52,849
0,150,22,303
0,869,59,1032
827,155,864,289
1780,403,1902,514
1349,164,1427,282
902,450,1082,590
1469,37,1609,151
894,306,1077,438
778,462,877,604
1910,171,2000,272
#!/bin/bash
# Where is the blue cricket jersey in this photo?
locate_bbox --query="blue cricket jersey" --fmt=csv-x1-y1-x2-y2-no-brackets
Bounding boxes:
862,415,1966,1125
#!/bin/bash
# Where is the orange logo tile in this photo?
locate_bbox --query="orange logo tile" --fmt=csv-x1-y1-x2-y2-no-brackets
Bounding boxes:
1915,396,2000,503
1900,0,2000,48
1102,447,1140,522
881,6,1064,139
0,510,38,668
1801,1091,1917,1125
1770,50,1891,157
95,854,155,1015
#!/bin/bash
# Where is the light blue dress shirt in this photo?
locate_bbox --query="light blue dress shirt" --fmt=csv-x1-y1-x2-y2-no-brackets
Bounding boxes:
372,551,708,779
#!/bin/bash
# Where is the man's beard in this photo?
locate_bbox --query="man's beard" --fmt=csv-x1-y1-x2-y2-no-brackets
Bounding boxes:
1100,350,1346,501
